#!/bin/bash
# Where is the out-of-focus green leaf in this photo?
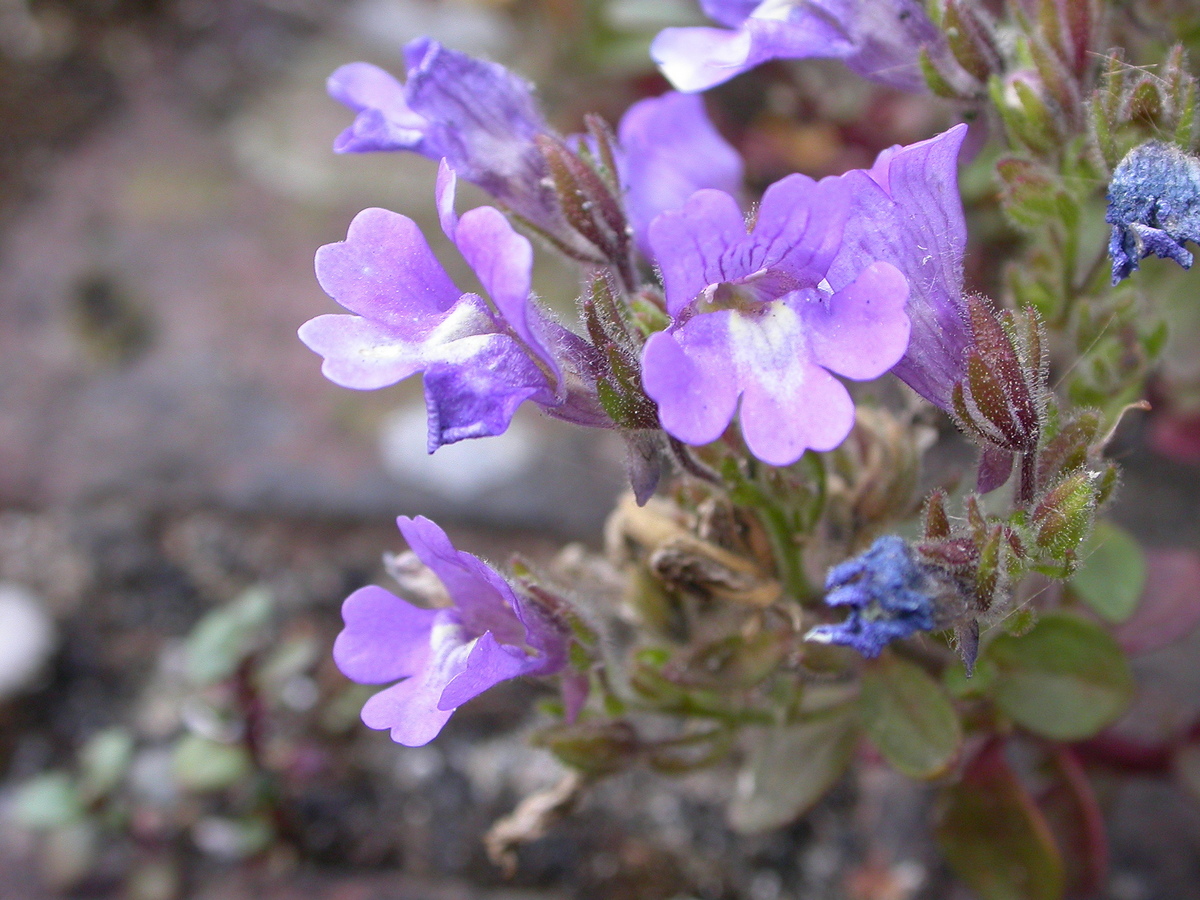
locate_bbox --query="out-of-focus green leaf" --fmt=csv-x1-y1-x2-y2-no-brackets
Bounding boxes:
985,613,1134,740
944,653,997,699
12,773,84,830
936,742,1065,900
255,634,319,691
185,587,273,687
858,654,961,780
728,706,857,833
78,728,135,802
1071,521,1146,623
171,734,252,792
192,815,274,861
533,720,640,776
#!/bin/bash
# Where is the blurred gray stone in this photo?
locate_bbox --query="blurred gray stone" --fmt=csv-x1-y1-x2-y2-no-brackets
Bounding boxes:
0,38,622,538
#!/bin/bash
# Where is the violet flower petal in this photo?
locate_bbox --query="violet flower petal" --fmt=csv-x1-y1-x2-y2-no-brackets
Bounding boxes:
313,207,461,323
649,176,847,316
297,301,493,391
438,631,543,710
328,62,426,153
723,299,855,462
435,159,460,240
403,38,554,226
804,260,911,380
617,92,744,257
700,0,760,28
644,298,866,465
303,204,563,447
752,173,848,286
359,609,472,746
398,515,528,647
649,189,749,316
337,517,569,747
829,123,970,411
642,313,742,446
737,347,856,464
453,206,560,378
423,334,555,450
654,0,938,94
329,39,557,231
652,16,854,94
332,585,438,684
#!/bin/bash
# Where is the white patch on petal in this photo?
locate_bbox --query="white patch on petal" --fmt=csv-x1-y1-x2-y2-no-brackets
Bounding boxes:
726,300,810,376
750,0,794,21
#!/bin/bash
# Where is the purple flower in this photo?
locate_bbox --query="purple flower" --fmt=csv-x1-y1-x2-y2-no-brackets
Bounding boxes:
616,91,744,257
334,516,568,746
1106,140,1200,284
327,38,559,233
299,164,606,451
651,0,944,94
640,174,911,466
828,123,971,412
805,535,937,657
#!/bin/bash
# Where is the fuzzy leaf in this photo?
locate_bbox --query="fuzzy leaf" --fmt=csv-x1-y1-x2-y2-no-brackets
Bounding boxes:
1070,520,1146,623
1115,548,1200,654
985,612,1134,740
858,655,961,779
729,708,858,832
936,741,1065,900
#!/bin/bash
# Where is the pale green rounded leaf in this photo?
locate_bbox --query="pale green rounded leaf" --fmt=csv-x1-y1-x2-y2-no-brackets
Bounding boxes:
986,613,1134,741
728,707,858,833
12,773,84,831
172,735,252,792
185,587,273,688
859,655,962,779
1071,521,1146,623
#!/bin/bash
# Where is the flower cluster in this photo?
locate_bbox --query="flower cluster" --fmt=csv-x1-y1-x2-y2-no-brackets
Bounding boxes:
304,38,976,741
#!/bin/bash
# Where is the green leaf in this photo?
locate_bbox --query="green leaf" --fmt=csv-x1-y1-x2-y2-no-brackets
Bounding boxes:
1070,520,1146,623
985,613,1134,740
858,655,961,779
171,734,252,792
185,587,273,687
12,773,84,830
936,742,1065,900
77,728,134,802
728,707,858,833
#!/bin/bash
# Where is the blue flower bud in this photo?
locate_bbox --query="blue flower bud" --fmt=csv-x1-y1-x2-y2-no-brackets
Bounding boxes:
1106,140,1200,284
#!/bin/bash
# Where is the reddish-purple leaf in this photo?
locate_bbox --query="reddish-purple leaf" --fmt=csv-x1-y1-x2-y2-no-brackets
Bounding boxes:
1115,549,1200,654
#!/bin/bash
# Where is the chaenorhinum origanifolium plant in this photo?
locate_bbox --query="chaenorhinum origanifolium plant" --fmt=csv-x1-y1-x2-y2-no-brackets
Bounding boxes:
296,0,1199,895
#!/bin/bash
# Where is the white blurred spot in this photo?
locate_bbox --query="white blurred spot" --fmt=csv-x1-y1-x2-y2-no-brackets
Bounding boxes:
379,405,536,501
0,582,56,698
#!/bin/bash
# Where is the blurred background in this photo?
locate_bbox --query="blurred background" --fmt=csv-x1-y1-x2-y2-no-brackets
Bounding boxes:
3,1,1200,898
